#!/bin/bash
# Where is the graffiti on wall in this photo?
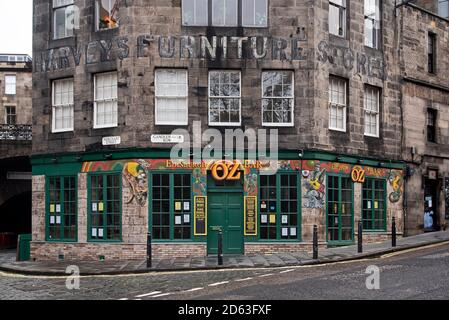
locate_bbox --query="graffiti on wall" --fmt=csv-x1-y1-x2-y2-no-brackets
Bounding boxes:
388,170,403,203
302,161,326,209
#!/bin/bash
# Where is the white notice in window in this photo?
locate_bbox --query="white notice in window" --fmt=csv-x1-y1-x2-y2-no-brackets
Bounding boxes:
282,228,288,237
98,228,104,238
92,228,97,237
290,228,297,237
56,216,61,225
50,216,55,225
92,203,97,212
175,216,182,225
56,204,61,213
261,215,268,224
184,214,190,224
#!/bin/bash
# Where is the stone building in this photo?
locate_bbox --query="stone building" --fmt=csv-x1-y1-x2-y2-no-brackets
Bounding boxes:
0,54,33,249
31,0,406,261
398,1,449,235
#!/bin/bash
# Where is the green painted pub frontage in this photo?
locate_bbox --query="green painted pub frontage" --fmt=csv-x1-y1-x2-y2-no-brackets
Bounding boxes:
30,149,405,261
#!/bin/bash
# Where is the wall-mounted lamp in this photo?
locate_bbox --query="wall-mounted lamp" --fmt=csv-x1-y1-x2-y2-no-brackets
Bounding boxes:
298,149,304,158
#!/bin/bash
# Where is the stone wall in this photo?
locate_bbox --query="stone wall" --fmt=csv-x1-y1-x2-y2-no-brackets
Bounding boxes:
400,5,449,235
32,0,402,162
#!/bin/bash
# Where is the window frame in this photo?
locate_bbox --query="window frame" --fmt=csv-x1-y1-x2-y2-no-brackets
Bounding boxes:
364,85,380,138
362,178,387,232
53,0,75,40
155,69,189,126
364,0,381,49
181,0,268,28
328,76,347,132
95,0,120,32
94,71,118,129
5,106,17,125
329,0,347,38
428,32,437,74
52,78,74,133
149,171,193,242
326,173,354,244
45,175,78,242
261,70,295,127
427,108,437,143
208,70,242,127
87,172,123,243
4,74,16,95
258,172,302,242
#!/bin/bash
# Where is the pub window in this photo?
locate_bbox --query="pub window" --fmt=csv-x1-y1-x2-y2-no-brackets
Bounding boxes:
362,178,386,231
329,0,346,37
5,75,16,95
96,0,119,31
182,0,268,27
151,173,192,240
47,176,77,241
259,173,300,240
182,0,209,26
364,85,380,137
155,69,189,125
427,109,437,143
94,72,118,129
89,174,122,241
329,76,347,132
364,0,380,49
53,0,76,39
438,0,449,19
327,175,353,242
209,70,241,126
428,32,437,74
262,71,294,127
52,78,74,133
5,106,16,125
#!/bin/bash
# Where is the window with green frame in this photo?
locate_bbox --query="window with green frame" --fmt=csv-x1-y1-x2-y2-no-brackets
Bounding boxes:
47,176,77,241
151,173,192,240
327,175,353,242
88,173,121,241
259,173,300,240
362,178,387,230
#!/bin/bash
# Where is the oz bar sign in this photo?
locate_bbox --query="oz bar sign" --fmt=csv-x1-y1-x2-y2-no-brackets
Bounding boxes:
244,196,258,236
151,134,184,144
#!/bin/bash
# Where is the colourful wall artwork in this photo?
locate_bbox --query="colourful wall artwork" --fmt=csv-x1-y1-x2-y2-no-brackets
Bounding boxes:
302,160,326,209
388,169,403,203
123,160,150,206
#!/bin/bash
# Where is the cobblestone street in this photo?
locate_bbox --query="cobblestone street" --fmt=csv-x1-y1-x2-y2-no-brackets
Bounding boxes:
1,242,449,300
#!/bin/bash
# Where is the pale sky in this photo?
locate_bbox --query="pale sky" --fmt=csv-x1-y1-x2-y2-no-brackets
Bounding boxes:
0,0,33,56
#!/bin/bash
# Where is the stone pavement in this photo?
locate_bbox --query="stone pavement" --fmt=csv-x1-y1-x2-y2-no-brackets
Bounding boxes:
1,230,448,276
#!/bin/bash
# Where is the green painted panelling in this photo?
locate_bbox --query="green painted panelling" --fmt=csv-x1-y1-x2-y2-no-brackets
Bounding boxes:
32,162,82,176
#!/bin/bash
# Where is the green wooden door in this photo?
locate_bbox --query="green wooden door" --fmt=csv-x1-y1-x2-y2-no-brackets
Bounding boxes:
326,175,354,245
207,192,244,254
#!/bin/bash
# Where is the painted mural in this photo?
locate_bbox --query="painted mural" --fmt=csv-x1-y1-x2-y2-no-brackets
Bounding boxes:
388,170,404,203
302,160,326,209
123,160,150,206
80,159,404,208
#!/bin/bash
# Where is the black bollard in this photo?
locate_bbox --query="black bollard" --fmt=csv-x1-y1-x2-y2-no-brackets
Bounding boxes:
147,232,152,268
392,217,397,247
218,229,223,266
313,225,318,259
358,220,363,253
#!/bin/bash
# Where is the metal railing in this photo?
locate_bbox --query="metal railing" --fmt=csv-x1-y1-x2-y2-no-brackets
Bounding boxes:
0,124,32,141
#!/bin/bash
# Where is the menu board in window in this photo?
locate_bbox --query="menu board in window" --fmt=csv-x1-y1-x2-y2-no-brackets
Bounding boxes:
194,196,207,235
244,196,257,236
